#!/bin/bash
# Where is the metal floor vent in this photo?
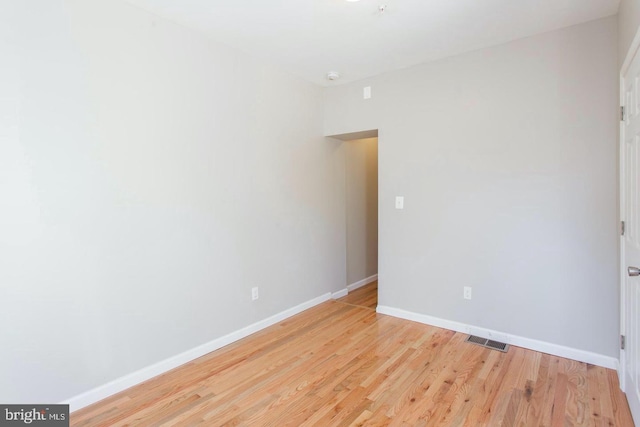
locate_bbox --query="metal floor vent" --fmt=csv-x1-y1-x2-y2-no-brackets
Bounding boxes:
465,335,509,352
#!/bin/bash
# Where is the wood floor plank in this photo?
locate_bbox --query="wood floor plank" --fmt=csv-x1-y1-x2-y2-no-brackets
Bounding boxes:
539,356,563,427
467,345,518,426
587,364,605,426
551,372,570,427
517,353,551,426
609,369,635,426
70,300,635,427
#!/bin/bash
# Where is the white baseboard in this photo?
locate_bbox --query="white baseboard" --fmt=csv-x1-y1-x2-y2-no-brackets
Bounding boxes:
64,292,333,412
347,274,378,292
376,305,618,370
331,288,348,299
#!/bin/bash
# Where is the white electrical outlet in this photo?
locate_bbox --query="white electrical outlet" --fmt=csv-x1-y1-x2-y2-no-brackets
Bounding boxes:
252,287,259,301
463,286,472,300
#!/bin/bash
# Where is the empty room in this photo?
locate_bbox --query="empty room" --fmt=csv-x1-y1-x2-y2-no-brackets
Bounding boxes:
2,0,640,425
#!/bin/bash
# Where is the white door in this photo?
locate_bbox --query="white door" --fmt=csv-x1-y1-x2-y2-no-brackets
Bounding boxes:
622,42,640,425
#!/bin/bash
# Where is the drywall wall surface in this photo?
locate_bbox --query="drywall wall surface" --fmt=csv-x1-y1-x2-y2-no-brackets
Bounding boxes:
325,17,619,357
346,138,378,285
619,0,640,65
0,0,345,403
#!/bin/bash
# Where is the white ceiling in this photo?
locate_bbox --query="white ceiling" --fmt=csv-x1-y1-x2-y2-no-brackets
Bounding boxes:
124,0,620,86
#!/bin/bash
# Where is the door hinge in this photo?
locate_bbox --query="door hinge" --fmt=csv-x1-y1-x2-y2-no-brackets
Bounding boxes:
622,335,626,350
622,220,626,236
622,106,626,122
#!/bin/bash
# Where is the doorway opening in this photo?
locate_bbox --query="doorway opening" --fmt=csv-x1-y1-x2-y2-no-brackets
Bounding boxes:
331,131,379,310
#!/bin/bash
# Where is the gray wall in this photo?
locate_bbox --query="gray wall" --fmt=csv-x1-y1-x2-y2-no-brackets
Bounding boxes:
619,0,640,64
325,17,619,357
0,0,346,403
346,138,378,285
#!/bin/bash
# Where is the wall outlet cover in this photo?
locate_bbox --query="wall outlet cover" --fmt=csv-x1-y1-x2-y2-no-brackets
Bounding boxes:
395,196,404,209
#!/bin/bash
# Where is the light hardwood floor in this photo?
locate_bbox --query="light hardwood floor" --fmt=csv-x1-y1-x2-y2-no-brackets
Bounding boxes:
72,287,633,426
337,281,378,310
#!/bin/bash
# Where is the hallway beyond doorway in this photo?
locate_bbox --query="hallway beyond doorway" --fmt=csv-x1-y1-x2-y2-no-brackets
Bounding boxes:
336,281,377,310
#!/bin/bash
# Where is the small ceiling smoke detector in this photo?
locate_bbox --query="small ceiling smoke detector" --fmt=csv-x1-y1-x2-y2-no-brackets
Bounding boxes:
326,71,341,81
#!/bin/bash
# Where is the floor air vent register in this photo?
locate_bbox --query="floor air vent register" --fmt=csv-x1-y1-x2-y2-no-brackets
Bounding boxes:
465,335,509,352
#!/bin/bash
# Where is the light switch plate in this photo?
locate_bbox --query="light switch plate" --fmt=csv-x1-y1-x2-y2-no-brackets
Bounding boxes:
395,196,404,209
